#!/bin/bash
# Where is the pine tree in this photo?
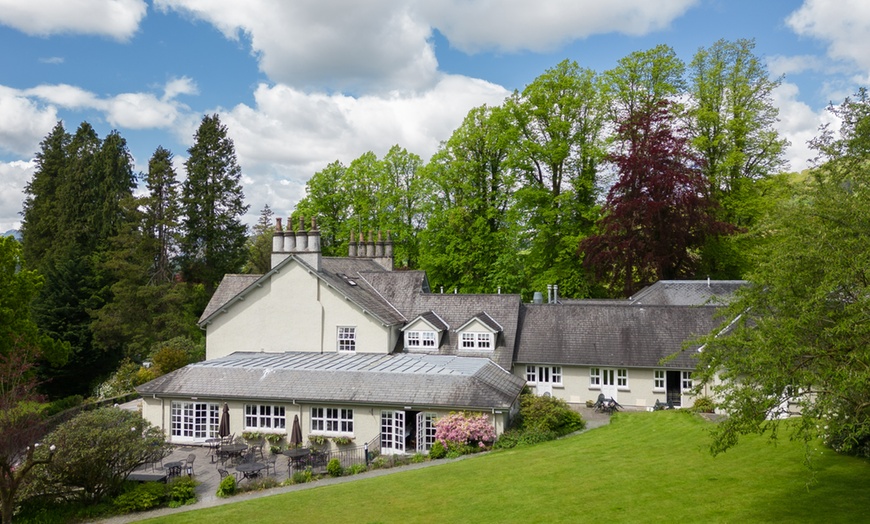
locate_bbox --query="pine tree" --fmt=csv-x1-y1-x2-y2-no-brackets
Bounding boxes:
180,114,249,298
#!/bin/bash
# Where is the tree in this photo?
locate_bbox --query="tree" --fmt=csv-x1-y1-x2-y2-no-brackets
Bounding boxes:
180,114,249,298
294,161,351,256
582,100,726,297
0,237,66,524
20,122,68,271
507,60,608,297
38,408,166,504
143,146,181,284
689,39,789,279
692,91,870,457
419,104,523,293
244,204,275,274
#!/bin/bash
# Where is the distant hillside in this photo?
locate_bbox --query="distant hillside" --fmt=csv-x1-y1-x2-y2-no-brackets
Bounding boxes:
2,229,21,240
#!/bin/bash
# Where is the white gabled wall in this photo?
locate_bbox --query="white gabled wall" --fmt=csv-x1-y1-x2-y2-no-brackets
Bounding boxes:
205,260,393,359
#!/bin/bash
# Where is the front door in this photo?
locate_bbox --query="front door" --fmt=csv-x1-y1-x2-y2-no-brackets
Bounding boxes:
380,410,405,454
600,368,618,402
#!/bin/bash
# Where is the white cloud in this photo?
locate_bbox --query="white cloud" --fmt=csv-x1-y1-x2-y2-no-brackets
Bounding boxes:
155,0,439,93
0,86,59,156
418,0,699,53
772,82,838,171
163,77,198,101
0,159,35,232
787,1,870,70
0,0,147,41
767,54,825,77
215,74,510,219
38,56,64,65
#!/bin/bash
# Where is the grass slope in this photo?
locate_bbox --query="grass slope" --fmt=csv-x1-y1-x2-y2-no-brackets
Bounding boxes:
143,411,870,523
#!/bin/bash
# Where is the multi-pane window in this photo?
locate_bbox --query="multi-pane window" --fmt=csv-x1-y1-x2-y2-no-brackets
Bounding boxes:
654,370,666,390
589,368,628,389
245,404,286,430
460,332,493,350
681,371,693,391
337,327,356,352
525,365,562,385
170,402,219,440
311,407,354,435
406,331,438,350
617,369,628,388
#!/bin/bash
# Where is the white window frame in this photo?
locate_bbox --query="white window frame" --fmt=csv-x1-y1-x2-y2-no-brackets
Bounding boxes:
525,365,563,386
311,407,354,435
244,404,286,431
682,371,693,391
654,370,666,391
337,326,356,352
617,369,628,390
405,330,437,350
590,368,628,390
459,331,493,350
170,401,220,441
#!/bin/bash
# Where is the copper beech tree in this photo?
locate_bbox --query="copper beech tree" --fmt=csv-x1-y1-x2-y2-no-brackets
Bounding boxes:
582,100,728,297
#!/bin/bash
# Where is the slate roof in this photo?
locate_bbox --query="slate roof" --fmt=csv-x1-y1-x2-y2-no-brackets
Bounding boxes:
628,280,746,306
199,256,411,327
515,303,722,369
136,351,525,410
393,293,523,370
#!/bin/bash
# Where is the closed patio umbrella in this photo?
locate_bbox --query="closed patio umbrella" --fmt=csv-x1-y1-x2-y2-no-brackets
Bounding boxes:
290,414,303,448
219,403,230,438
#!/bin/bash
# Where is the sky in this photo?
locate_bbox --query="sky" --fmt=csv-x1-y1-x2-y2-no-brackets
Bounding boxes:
0,0,867,233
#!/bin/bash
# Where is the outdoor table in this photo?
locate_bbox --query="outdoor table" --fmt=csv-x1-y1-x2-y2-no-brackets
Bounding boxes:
127,471,168,483
164,461,183,478
236,461,266,480
283,448,310,470
219,443,247,463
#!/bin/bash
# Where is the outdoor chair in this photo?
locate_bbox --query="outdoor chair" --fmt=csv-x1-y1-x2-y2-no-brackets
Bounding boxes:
184,453,196,476
265,454,277,475
218,468,239,482
249,444,264,461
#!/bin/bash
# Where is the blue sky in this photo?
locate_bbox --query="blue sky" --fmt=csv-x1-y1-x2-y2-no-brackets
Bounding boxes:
1,0,866,232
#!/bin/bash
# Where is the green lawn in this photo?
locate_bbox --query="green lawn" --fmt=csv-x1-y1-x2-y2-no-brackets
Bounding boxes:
143,411,870,523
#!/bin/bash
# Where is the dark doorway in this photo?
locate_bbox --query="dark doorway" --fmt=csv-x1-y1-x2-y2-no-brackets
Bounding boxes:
666,371,682,406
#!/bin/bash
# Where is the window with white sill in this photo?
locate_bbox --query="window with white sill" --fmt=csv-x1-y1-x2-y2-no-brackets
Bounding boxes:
460,332,493,350
589,367,629,390
405,330,437,350
245,404,286,430
311,407,354,435
525,365,563,386
337,326,356,352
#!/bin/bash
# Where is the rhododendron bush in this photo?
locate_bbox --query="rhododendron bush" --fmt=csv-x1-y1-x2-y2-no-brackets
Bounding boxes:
434,412,496,448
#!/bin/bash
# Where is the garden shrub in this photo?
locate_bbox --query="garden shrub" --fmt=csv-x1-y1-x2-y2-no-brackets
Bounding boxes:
326,458,343,477
691,396,716,413
346,463,367,475
166,476,197,508
518,394,585,436
113,482,167,513
434,412,496,455
292,467,314,484
237,477,280,493
216,474,237,498
428,440,446,459
410,453,427,463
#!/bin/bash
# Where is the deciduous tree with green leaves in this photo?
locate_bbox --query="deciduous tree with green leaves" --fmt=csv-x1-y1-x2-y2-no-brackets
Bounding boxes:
508,59,608,297
692,90,870,458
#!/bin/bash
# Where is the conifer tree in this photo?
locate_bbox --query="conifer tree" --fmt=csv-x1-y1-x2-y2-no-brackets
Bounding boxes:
180,114,249,298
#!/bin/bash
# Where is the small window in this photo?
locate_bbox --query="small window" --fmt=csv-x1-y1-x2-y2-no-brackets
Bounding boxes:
589,368,601,387
682,371,693,391
422,332,436,347
654,370,665,390
406,331,420,347
459,332,493,350
526,365,537,384
617,369,628,389
338,327,356,352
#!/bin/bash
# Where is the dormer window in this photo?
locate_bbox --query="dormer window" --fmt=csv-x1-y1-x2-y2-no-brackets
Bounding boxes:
461,332,492,350
407,331,436,348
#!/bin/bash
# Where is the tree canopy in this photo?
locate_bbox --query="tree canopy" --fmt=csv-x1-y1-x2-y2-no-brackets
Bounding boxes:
692,90,870,457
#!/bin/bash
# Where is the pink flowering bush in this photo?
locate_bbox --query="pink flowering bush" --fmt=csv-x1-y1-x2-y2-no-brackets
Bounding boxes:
434,411,496,453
